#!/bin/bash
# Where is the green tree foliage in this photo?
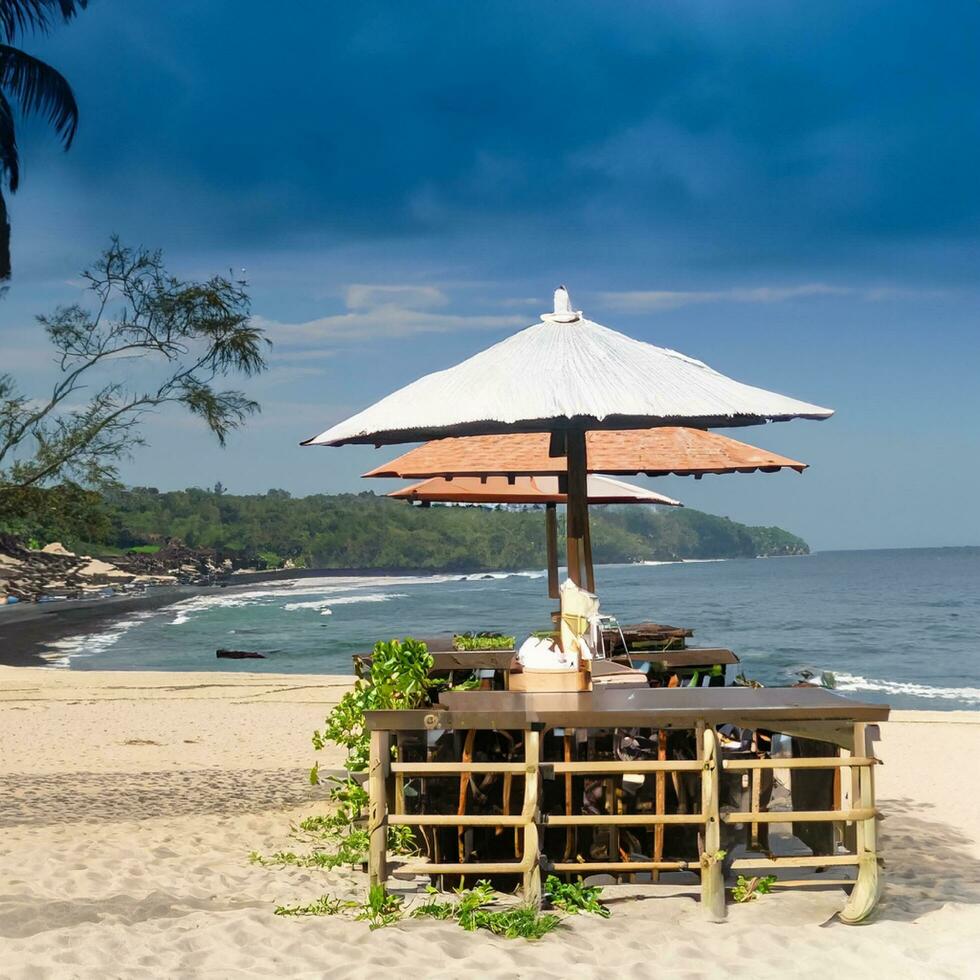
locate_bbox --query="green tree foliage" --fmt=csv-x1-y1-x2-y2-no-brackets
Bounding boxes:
0,484,809,565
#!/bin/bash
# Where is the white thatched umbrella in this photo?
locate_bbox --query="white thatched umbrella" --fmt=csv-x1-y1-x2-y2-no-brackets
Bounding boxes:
304,287,831,586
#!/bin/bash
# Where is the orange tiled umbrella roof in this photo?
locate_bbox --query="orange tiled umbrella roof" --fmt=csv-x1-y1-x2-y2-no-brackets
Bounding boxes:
389,474,683,505
365,427,806,479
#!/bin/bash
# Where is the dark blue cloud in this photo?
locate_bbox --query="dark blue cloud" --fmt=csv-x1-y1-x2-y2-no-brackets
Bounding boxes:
4,1,980,550
14,0,978,272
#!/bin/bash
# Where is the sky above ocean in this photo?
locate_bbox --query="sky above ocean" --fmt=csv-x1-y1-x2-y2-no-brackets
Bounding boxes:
1,1,978,551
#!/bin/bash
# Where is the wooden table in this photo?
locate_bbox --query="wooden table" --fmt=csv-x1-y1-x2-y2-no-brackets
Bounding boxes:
352,648,738,688
364,687,889,923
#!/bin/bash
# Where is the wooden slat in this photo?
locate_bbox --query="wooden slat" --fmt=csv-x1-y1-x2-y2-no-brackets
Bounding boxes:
551,760,703,774
390,813,527,827
730,855,860,869
767,878,857,889
391,761,527,774
549,861,690,873
544,813,704,826
394,861,525,875
723,808,877,824
724,757,876,770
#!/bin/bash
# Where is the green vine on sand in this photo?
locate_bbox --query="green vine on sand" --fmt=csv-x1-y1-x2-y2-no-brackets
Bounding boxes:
277,881,563,940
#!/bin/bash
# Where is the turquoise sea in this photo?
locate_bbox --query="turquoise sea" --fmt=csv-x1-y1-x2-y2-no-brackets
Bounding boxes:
42,548,980,710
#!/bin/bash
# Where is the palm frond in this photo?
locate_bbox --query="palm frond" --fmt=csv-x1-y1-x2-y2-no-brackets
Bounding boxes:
0,43,78,147
0,89,19,189
0,188,9,280
0,2,87,43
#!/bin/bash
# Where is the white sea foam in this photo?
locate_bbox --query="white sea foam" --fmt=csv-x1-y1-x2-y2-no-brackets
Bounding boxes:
163,573,471,626
834,671,980,704
41,611,157,666
464,570,546,581
282,593,407,612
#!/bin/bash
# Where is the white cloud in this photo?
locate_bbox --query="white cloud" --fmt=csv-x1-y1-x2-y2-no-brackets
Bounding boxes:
601,283,949,312
601,284,851,312
255,308,525,343
253,282,525,345
344,283,448,311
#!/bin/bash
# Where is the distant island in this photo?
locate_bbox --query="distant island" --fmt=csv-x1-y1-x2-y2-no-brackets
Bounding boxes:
1,485,808,580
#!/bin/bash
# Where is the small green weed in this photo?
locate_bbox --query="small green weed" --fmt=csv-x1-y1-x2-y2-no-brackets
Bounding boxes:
544,875,610,917
475,905,560,939
354,885,404,929
732,874,777,903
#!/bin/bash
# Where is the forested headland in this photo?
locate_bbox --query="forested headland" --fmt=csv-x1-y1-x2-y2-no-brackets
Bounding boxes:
1,484,809,571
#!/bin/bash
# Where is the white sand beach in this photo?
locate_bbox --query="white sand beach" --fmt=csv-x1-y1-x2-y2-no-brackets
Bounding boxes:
1,669,978,979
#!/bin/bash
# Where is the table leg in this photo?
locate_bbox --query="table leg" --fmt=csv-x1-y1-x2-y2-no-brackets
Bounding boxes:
841,723,881,923
700,726,726,921
522,728,543,908
368,730,391,892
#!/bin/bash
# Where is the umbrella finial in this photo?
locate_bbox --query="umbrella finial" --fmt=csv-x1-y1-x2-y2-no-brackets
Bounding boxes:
544,285,582,323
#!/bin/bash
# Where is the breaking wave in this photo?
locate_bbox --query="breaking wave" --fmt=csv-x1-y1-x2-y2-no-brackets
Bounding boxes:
834,671,980,705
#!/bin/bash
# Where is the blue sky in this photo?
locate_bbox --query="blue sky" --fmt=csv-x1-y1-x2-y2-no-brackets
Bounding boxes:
2,1,978,550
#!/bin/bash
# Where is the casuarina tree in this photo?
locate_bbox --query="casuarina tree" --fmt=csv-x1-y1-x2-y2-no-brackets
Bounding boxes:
0,237,269,498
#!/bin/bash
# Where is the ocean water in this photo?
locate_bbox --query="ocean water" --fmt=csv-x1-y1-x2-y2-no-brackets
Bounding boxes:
43,549,980,710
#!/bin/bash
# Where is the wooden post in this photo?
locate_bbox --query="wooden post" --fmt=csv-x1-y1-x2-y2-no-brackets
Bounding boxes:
653,729,667,881
840,724,881,923
563,732,575,861
522,729,543,907
700,726,726,921
368,729,391,892
545,503,560,600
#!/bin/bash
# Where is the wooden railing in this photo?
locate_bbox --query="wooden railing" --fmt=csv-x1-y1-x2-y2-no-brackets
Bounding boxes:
366,723,881,923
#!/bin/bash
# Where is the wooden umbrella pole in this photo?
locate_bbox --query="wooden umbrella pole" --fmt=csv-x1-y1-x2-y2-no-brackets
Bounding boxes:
545,503,560,600
582,502,596,593
565,429,589,587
